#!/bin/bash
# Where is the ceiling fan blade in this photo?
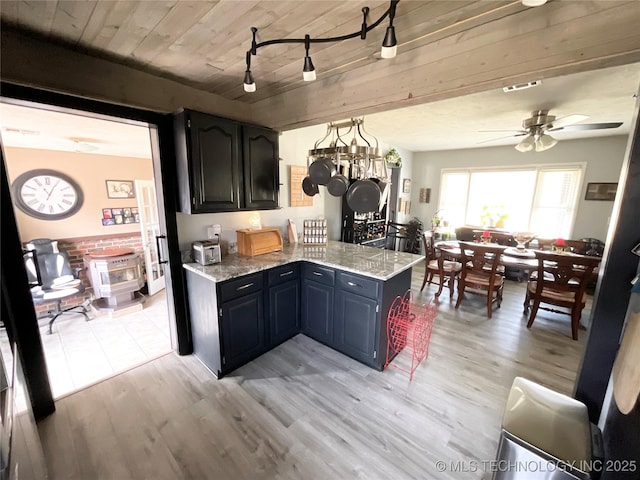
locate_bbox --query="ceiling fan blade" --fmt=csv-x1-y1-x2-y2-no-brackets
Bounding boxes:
478,129,526,133
549,122,623,132
542,114,589,130
477,132,528,144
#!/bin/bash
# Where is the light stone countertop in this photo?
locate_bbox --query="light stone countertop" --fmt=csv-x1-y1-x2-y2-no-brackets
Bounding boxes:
183,240,424,283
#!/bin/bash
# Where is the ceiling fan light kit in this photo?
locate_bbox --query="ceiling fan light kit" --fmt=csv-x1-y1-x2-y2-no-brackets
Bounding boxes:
481,109,622,153
243,0,400,92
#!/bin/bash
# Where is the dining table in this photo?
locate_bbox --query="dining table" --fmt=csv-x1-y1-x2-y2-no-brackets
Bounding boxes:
435,241,538,273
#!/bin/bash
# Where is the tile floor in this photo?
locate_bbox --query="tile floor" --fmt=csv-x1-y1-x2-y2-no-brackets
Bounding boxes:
1,290,172,399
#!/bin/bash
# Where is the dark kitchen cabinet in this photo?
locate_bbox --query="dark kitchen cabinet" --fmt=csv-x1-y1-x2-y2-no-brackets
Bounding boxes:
174,109,279,214
220,291,265,373
219,273,266,373
301,264,335,345
268,268,300,348
243,125,279,210
334,290,378,366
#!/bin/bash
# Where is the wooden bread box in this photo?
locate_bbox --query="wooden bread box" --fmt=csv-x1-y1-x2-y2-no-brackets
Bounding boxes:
236,227,283,256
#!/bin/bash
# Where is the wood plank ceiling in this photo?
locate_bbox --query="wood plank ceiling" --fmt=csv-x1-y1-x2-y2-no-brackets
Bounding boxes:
1,1,640,130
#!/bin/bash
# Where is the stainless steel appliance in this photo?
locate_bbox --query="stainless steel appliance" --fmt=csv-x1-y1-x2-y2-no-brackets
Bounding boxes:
192,239,221,265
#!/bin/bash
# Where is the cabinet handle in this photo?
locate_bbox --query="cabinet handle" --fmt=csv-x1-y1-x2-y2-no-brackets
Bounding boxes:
236,282,254,291
347,281,362,288
312,271,323,276
155,235,168,265
279,270,294,277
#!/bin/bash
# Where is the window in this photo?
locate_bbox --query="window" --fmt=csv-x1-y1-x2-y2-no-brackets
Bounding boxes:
439,165,582,237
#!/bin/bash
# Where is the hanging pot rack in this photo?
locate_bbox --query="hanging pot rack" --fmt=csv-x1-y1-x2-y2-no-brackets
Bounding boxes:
307,117,388,181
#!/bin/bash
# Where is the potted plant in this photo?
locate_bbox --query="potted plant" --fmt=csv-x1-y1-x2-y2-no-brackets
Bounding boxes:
384,148,402,168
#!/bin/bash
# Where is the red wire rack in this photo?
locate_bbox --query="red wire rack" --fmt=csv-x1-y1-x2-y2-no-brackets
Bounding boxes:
384,290,437,381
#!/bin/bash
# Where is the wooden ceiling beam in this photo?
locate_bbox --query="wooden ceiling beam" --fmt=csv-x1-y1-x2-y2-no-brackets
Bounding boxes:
0,27,253,123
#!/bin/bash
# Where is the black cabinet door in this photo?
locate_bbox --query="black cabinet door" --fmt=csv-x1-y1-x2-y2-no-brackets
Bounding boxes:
242,125,279,210
220,291,265,372
301,279,334,345
187,111,242,212
334,290,378,365
269,279,300,347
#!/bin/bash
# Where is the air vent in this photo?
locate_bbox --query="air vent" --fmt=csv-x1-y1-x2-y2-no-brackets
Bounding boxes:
2,127,40,135
503,80,542,93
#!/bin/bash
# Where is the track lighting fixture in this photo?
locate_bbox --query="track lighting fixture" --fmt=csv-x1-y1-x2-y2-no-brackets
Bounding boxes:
243,0,400,92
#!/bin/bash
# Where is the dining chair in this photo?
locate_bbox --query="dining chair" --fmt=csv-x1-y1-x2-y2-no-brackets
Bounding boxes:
420,232,462,299
455,242,506,318
523,251,601,340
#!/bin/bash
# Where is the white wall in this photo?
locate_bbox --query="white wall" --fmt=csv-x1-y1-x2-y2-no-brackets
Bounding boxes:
177,124,328,250
393,147,414,224
409,136,628,241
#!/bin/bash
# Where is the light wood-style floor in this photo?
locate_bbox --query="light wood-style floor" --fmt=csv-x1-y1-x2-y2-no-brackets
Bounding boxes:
38,266,588,479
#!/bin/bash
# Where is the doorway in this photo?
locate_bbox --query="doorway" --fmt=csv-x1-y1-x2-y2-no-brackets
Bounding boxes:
0,101,172,398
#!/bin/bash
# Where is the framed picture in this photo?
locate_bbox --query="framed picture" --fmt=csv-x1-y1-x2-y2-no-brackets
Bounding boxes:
123,207,132,217
106,180,135,199
419,188,431,203
402,178,411,193
585,182,617,201
102,218,115,226
102,208,113,219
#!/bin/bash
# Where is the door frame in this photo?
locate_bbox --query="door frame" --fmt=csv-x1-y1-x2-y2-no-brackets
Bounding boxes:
0,82,192,419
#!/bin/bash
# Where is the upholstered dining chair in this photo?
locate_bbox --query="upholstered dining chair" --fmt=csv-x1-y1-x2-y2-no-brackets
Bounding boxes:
24,238,90,334
523,251,601,340
455,242,506,318
420,232,462,299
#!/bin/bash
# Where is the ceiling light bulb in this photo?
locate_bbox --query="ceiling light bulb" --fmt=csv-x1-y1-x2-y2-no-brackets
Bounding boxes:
522,0,547,6
534,133,558,152
381,26,397,59
243,70,256,92
515,134,535,152
303,56,316,81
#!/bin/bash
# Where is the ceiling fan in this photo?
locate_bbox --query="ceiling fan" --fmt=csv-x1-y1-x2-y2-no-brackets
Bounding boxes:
480,110,623,153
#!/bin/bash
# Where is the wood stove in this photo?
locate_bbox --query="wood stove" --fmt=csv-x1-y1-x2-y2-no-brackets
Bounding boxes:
84,248,145,311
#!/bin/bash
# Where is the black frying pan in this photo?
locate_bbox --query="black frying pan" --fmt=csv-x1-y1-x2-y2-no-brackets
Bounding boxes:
302,176,319,196
346,179,381,213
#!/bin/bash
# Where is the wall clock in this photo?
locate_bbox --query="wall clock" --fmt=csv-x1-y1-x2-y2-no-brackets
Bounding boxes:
11,169,84,220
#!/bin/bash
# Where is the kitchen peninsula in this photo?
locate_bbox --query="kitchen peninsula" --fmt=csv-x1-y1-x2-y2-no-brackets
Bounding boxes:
184,241,424,377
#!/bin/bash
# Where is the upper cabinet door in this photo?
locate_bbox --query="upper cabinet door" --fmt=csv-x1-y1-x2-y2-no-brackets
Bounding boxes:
242,125,279,210
189,112,241,212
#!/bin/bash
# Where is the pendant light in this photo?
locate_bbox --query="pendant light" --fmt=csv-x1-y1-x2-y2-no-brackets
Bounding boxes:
381,0,398,59
302,35,316,81
243,52,256,92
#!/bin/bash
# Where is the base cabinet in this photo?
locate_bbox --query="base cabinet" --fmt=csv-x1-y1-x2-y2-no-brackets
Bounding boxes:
220,291,265,373
301,280,334,345
186,261,411,377
334,290,379,366
268,265,300,348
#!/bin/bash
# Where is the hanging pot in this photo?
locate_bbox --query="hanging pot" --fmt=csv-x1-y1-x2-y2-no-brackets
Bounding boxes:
346,179,381,213
327,174,349,197
308,157,336,186
302,176,319,196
